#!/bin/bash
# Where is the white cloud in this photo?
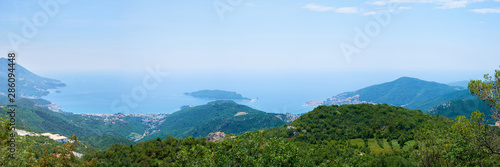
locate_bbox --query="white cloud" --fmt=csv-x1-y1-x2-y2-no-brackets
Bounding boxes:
335,7,359,14
436,1,468,9
302,4,359,14
470,8,500,14
360,6,410,16
369,1,388,6
363,11,379,15
303,3,334,12
367,0,485,9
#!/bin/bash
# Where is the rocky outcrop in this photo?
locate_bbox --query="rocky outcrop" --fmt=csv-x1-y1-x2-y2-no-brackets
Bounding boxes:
206,132,226,142
286,126,302,137
276,113,300,123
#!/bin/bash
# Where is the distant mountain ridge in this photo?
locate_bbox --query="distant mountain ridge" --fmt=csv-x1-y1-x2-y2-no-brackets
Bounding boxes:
428,98,496,124
322,77,466,111
447,80,469,88
405,89,476,112
0,58,65,98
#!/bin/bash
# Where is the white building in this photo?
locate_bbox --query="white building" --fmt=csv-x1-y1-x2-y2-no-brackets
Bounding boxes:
15,130,30,136
496,121,500,127
15,129,38,136
41,133,69,143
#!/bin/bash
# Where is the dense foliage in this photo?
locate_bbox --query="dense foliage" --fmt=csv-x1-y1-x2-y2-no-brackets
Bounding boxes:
84,132,305,166
290,104,449,144
428,98,496,124
2,102,499,166
144,100,285,140
80,103,500,166
79,135,135,150
412,111,500,166
469,67,500,119
0,115,96,166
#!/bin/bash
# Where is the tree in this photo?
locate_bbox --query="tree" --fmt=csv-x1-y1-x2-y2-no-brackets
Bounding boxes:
468,67,500,120
0,115,38,166
452,111,500,165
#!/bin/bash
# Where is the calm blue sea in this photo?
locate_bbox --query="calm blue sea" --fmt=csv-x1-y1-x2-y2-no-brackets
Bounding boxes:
40,70,486,115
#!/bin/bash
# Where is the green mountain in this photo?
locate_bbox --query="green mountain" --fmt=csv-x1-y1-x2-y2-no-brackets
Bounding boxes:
288,104,449,142
142,100,286,140
405,89,476,112
322,77,466,111
428,98,496,124
0,97,140,149
447,80,469,88
0,58,66,98
1,96,91,136
185,89,251,100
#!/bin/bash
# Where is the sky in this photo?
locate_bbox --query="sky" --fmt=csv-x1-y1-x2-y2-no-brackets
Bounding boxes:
1,0,499,73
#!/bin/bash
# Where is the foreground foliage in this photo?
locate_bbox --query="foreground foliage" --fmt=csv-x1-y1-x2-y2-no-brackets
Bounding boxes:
1,103,499,166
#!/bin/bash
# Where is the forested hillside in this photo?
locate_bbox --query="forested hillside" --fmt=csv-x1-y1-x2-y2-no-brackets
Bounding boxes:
0,97,141,150
2,102,499,166
322,77,466,111
80,104,500,166
289,104,445,143
143,100,286,140
429,98,496,124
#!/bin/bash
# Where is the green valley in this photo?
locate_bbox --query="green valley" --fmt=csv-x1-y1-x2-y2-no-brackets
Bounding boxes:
142,100,288,140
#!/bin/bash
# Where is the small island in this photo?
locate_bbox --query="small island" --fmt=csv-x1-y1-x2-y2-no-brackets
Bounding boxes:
184,90,253,101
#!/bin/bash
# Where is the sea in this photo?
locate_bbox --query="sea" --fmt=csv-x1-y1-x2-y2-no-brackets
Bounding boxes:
40,70,486,115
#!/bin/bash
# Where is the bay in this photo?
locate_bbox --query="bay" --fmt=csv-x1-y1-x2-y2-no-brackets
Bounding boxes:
41,70,484,115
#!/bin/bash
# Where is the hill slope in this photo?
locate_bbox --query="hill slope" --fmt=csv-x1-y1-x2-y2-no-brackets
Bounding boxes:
428,98,496,124
143,100,286,140
405,89,476,112
288,104,450,143
1,97,143,149
322,77,464,111
0,58,65,98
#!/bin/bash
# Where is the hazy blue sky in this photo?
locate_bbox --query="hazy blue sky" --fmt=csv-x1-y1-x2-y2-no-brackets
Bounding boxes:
1,0,499,72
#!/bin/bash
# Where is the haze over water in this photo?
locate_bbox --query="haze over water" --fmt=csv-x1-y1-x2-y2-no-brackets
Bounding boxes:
41,70,487,115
